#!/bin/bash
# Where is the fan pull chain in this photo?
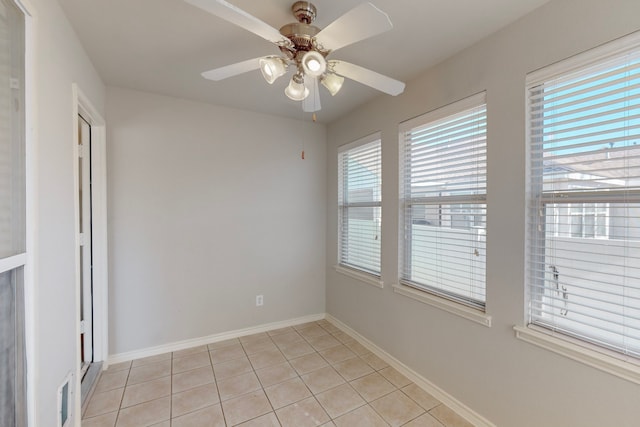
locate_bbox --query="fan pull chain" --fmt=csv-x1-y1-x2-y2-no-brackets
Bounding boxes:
301,150,305,160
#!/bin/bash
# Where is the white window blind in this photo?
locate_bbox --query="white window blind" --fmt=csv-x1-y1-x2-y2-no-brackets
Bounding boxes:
527,34,640,359
399,93,487,309
338,134,382,276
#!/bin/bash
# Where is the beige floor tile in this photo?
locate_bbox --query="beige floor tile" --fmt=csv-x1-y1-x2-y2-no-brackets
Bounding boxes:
171,403,225,427
116,396,171,427
319,323,341,335
271,331,304,347
278,341,316,360
404,413,446,427
333,404,389,427
150,422,171,427
248,348,287,370
239,332,270,344
172,351,212,374
301,366,346,394
289,353,328,375
402,383,441,411
122,376,171,408
331,332,355,345
267,326,296,336
378,367,412,388
236,412,281,426
315,383,365,419
264,377,312,409
320,422,337,427
370,390,425,427
276,396,330,427
105,361,131,373
131,353,172,368
127,360,171,385
318,345,357,365
255,362,298,388
293,322,319,330
82,411,118,427
173,365,215,394
172,383,220,418
306,335,341,351
207,338,240,350
173,345,208,358
298,325,328,340
218,371,263,401
360,352,388,371
84,387,124,418
344,340,369,356
242,337,278,355
94,370,129,393
213,357,253,380
429,404,474,427
350,372,396,402
210,344,246,364
221,390,272,426
333,357,374,381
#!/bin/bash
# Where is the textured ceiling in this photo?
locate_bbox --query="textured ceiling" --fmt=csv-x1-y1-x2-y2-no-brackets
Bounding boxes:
57,0,550,123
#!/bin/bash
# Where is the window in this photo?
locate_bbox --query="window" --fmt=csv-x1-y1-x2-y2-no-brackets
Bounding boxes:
0,0,27,425
399,93,487,310
337,134,382,278
526,34,640,360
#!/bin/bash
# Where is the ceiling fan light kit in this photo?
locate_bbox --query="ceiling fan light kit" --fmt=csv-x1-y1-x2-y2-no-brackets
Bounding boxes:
185,0,406,115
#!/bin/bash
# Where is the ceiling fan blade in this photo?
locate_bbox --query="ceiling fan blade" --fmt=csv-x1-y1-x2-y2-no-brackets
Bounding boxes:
315,3,393,52
332,61,405,96
184,0,287,45
201,57,262,81
303,76,321,112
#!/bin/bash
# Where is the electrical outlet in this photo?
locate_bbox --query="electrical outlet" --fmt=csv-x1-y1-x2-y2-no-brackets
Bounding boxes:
256,295,264,306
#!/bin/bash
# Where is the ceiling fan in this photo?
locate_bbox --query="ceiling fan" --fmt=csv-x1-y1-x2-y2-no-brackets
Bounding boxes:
184,0,406,115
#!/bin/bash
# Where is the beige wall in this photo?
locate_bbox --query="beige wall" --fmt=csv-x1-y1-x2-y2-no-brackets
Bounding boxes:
30,0,106,425
325,0,640,425
106,87,327,355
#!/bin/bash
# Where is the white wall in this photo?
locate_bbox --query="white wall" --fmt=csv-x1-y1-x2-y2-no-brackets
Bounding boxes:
326,0,640,425
106,87,326,355
29,0,105,425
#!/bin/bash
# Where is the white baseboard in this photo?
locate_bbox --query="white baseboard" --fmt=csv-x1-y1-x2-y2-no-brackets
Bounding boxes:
108,313,325,365
325,314,496,427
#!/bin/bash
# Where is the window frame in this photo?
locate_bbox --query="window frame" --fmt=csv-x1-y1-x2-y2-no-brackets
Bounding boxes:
396,92,491,324
521,30,640,384
336,132,383,288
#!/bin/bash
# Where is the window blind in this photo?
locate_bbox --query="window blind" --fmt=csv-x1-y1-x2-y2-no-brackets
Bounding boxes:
399,93,487,309
527,37,640,358
338,135,382,276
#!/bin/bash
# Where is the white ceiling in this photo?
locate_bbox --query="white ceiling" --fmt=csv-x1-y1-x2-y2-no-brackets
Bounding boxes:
57,0,550,123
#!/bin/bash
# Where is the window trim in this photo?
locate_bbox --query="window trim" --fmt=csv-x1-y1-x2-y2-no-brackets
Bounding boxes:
398,91,488,311
522,29,640,376
337,132,383,280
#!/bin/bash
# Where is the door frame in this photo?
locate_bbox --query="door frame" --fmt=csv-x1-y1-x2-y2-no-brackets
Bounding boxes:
72,84,108,423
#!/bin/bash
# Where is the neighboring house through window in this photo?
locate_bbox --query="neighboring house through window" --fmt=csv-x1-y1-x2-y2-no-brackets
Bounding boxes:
526,32,640,360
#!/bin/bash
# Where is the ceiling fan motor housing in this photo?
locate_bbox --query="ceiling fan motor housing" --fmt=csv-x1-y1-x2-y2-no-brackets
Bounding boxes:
291,1,317,24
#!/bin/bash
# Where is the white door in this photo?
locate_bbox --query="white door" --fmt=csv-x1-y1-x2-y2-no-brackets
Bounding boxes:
78,115,93,371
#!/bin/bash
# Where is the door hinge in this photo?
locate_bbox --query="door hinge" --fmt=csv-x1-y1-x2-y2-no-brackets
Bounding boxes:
9,78,19,90
79,232,86,246
80,320,86,334
78,144,85,158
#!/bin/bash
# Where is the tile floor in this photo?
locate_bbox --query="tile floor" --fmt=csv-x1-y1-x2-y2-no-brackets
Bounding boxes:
82,320,473,427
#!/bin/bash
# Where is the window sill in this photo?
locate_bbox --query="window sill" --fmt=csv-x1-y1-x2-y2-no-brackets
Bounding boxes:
392,283,491,327
334,265,384,289
514,325,640,385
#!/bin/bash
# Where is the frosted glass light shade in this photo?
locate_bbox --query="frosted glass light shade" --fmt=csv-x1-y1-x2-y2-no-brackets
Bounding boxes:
321,72,344,96
301,51,327,77
259,57,287,84
285,75,309,101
